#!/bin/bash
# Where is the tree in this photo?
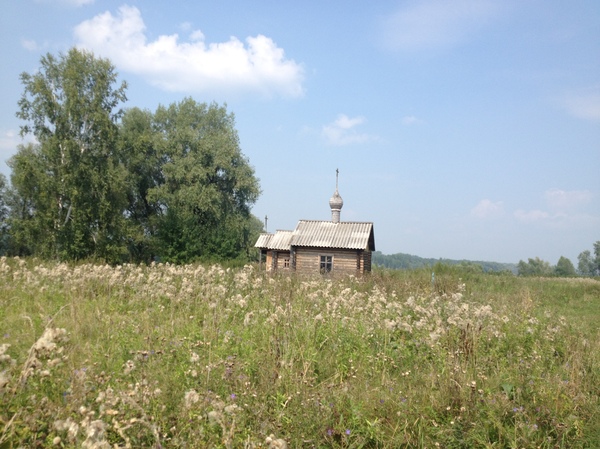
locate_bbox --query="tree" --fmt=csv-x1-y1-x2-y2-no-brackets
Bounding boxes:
118,107,165,262
594,241,600,275
577,250,595,276
517,257,553,277
554,256,576,277
0,174,10,255
12,48,128,261
147,98,261,263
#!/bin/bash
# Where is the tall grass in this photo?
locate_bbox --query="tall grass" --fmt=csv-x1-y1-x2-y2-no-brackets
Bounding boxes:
1,257,598,448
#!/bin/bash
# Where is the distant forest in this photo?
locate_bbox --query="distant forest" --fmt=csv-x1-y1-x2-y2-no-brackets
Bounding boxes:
373,251,518,274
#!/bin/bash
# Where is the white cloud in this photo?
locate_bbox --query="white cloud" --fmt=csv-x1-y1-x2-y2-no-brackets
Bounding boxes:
382,0,500,51
322,114,375,146
471,199,504,219
562,86,600,122
545,188,593,212
73,5,304,97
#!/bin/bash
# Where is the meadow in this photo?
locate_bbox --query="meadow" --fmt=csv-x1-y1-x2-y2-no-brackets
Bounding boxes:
0,257,598,448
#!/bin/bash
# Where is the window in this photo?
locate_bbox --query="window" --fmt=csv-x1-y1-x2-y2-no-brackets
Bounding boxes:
283,257,290,268
320,255,333,273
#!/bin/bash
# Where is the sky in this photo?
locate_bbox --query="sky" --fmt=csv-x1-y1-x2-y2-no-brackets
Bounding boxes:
1,0,599,264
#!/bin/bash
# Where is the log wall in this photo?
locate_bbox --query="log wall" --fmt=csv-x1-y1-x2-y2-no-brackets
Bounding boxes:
295,248,368,274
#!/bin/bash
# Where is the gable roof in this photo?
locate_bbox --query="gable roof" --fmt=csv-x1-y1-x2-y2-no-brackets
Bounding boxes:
255,220,375,251
254,229,293,251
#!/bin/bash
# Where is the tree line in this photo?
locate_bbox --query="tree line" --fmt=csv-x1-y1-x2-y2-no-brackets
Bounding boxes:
517,242,600,277
0,48,262,264
373,243,600,278
373,251,517,273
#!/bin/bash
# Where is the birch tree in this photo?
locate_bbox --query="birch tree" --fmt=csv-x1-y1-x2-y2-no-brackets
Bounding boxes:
13,48,128,260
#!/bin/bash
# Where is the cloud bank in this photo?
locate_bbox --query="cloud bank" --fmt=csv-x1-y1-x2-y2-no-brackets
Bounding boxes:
73,5,305,97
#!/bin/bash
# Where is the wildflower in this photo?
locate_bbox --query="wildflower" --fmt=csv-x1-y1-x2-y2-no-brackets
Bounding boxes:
345,429,351,435
207,410,222,426
190,352,200,363
0,344,13,364
123,360,135,374
33,328,68,357
81,419,109,449
184,389,200,408
224,404,239,414
265,434,288,449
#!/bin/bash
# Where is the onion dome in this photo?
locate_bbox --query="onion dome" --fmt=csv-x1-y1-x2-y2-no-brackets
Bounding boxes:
329,189,343,223
329,189,344,210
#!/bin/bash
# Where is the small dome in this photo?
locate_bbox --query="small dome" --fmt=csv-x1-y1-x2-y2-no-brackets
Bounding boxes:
329,189,344,210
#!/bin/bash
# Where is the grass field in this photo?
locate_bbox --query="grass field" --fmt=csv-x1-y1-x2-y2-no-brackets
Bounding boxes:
1,257,599,448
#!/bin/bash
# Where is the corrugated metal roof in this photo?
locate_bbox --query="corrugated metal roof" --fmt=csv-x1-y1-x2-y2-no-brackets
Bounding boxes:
254,233,273,249
256,221,375,251
254,230,294,250
292,220,374,250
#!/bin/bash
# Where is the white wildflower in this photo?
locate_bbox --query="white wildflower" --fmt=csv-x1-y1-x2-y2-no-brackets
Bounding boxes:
184,389,200,408
81,419,110,449
0,344,14,364
123,360,135,375
224,404,239,415
207,410,222,426
32,328,68,357
265,434,288,449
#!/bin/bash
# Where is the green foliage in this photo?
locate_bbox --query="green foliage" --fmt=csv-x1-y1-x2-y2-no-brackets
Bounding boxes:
7,49,262,264
1,259,599,448
117,107,165,263
11,48,129,262
555,255,577,277
578,250,595,276
577,243,600,277
147,98,261,263
517,257,553,277
0,174,10,255
374,250,517,273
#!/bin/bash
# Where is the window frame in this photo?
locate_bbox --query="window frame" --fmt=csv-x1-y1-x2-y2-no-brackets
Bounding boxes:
320,254,333,273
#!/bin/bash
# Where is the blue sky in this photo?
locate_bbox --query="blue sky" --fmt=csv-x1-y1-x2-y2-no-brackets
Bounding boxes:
1,0,599,264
